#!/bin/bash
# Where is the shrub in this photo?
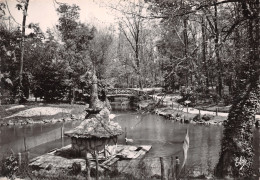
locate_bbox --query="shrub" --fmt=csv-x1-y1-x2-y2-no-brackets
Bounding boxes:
177,91,196,107
202,114,211,121
1,154,19,177
223,94,232,105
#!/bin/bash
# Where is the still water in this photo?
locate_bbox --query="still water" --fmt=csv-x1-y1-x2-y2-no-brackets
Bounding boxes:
0,113,259,176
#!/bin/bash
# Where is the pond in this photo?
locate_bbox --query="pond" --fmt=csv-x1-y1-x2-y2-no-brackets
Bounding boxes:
0,112,259,177
114,113,259,176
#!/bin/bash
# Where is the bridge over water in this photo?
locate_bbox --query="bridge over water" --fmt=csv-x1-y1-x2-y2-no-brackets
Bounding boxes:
107,88,163,110
107,88,163,97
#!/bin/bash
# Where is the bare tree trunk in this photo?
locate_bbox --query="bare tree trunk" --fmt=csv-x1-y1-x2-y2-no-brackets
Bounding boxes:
183,7,189,87
19,0,29,97
90,68,99,109
201,17,209,88
213,1,223,97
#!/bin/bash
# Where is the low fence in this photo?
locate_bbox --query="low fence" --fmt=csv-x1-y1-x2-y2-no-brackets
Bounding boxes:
1,126,65,160
23,126,64,151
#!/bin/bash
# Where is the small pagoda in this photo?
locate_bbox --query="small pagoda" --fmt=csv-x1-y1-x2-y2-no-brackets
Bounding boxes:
65,107,123,157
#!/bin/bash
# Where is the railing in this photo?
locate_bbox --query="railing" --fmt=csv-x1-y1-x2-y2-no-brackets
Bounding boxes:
107,88,136,95
107,88,163,96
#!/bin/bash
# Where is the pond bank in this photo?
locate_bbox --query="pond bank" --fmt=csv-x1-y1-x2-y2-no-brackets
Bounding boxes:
138,96,260,126
0,104,86,126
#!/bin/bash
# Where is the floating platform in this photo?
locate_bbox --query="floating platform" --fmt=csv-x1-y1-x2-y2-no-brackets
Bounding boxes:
29,144,152,174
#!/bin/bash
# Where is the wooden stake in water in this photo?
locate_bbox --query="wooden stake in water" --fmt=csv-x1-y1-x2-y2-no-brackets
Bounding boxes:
125,127,127,145
171,156,175,179
61,125,64,139
95,149,99,180
85,152,90,180
18,152,22,166
26,151,30,165
160,157,166,180
23,137,27,151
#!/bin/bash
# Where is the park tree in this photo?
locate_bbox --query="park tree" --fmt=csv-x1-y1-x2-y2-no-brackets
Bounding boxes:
215,0,260,177
56,3,95,103
108,0,147,89
0,7,22,102
105,0,162,88
16,0,29,102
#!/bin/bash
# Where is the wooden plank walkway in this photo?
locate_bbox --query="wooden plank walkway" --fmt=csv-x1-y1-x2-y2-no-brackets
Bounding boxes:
29,144,152,174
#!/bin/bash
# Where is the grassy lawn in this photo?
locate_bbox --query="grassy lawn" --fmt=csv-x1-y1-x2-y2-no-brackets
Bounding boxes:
0,102,86,124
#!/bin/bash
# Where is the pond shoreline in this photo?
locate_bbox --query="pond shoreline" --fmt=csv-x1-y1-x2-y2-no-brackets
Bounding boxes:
1,100,259,127
0,112,85,126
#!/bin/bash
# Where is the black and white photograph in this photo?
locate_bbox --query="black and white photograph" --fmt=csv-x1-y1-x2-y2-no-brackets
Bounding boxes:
0,0,259,179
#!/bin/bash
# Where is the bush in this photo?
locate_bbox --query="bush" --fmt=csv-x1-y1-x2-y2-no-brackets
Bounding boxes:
177,91,196,107
223,94,233,105
210,93,220,104
202,114,211,121
70,162,81,175
193,114,212,122
1,154,19,177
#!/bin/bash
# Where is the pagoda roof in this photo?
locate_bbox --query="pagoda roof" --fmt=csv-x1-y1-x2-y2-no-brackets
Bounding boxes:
65,108,123,139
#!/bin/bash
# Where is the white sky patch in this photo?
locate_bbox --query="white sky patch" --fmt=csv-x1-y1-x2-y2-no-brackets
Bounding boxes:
3,0,117,32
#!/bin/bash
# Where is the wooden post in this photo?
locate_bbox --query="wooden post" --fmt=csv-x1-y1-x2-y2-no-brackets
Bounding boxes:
61,126,64,139
125,127,127,145
175,157,180,179
167,169,170,180
23,137,27,151
95,150,99,180
85,152,91,180
25,151,30,165
199,109,201,120
104,146,107,159
171,156,175,180
160,157,166,180
216,107,218,116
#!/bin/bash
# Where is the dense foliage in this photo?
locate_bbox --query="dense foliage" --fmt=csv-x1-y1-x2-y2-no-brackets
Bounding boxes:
146,0,260,178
